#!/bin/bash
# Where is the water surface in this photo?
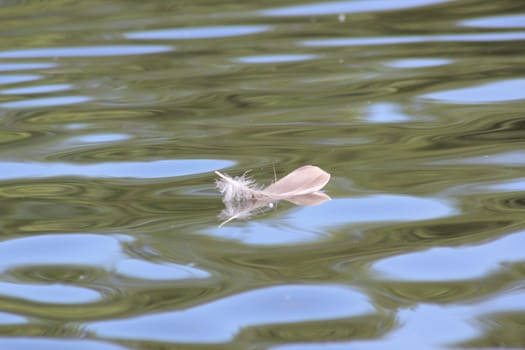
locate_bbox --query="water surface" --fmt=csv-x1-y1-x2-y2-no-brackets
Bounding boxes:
1,0,525,349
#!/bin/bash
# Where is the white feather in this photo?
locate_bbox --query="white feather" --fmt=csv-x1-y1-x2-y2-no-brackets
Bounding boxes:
214,171,263,202
214,165,331,226
215,165,330,202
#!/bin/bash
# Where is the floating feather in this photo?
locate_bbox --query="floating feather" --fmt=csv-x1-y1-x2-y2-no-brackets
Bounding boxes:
215,165,330,202
215,165,331,225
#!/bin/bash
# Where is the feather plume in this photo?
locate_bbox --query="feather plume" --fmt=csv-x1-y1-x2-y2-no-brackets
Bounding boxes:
215,165,331,225
214,171,263,202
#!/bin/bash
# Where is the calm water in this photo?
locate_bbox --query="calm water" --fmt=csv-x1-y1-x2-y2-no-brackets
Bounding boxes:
1,0,525,349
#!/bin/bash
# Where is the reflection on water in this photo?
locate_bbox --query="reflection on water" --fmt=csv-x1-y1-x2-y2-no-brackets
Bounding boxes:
0,83,73,95
125,25,272,40
87,285,373,343
373,229,525,281
302,31,525,47
233,54,318,64
386,58,452,69
0,62,58,71
1,96,93,108
0,45,173,58
461,13,525,28
0,159,233,179
260,0,450,16
0,74,42,84
422,79,525,104
1,0,525,349
0,281,101,304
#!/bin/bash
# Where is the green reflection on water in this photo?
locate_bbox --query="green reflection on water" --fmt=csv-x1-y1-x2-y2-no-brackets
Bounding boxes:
1,0,525,348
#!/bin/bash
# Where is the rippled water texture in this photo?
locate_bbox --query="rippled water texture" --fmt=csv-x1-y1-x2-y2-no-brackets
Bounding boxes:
1,0,525,349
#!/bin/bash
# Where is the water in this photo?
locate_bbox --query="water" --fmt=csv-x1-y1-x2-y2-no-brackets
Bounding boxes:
1,0,525,349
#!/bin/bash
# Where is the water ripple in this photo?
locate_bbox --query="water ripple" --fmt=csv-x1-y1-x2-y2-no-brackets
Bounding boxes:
65,133,131,143
438,151,525,166
487,177,525,191
421,78,525,104
0,182,85,198
205,195,455,246
0,96,92,109
0,131,34,145
0,45,172,58
87,284,373,343
233,54,318,64
363,103,412,123
126,25,271,40
0,281,101,304
0,311,26,325
461,14,525,28
276,302,481,349
10,265,106,285
0,338,128,350
0,159,233,179
0,234,125,270
372,230,525,281
0,1,524,348
302,32,525,47
0,62,58,71
0,84,72,95
114,259,210,281
0,74,41,85
260,0,449,16
386,58,452,69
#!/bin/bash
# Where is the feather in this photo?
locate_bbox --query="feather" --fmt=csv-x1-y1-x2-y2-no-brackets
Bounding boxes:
262,165,330,199
215,165,331,226
214,171,263,202
215,165,330,202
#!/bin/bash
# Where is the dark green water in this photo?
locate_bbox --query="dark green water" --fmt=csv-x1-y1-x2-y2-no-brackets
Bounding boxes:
1,0,525,349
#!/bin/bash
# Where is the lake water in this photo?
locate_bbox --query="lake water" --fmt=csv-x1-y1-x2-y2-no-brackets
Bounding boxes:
1,0,525,349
